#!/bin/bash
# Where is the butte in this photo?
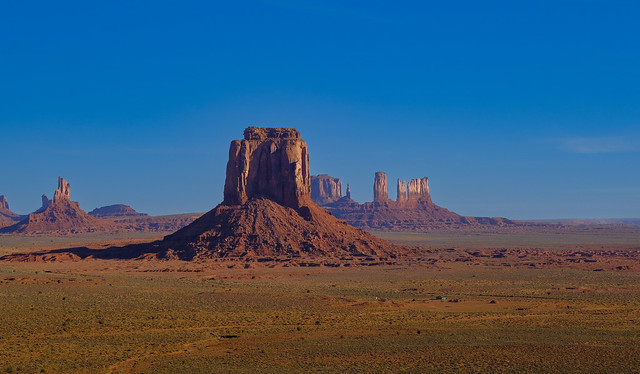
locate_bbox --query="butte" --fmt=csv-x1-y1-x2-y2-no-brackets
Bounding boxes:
150,127,399,261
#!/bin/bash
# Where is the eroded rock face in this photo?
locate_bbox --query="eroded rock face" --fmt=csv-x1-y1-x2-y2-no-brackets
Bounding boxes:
408,177,430,202
0,195,8,211
310,174,342,205
346,184,351,199
53,177,71,203
397,180,407,203
223,127,310,209
373,172,389,202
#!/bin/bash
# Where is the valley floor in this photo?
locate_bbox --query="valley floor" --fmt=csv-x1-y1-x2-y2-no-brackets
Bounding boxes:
0,227,639,373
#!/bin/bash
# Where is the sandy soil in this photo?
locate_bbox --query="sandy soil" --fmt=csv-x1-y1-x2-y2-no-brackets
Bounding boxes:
0,225,639,373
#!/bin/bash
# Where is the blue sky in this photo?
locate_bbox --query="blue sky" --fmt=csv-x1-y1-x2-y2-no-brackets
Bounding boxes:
1,1,638,219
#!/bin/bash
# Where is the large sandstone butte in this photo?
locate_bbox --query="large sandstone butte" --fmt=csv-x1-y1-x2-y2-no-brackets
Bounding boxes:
310,174,342,205
154,127,398,260
1,177,114,234
324,172,516,231
0,195,22,228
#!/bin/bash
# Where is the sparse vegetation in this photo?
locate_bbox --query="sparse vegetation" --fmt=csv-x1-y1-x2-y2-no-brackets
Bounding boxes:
0,229,639,372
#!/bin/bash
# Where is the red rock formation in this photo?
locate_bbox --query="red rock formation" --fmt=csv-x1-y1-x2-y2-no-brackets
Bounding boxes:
88,204,148,218
224,127,310,209
345,184,351,199
156,127,399,260
323,172,517,231
396,180,407,203
0,195,22,228
53,177,71,203
373,172,390,203
35,195,52,213
1,177,114,234
310,174,342,205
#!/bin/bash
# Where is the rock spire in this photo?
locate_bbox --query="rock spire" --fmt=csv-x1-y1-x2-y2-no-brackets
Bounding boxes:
373,172,389,202
53,177,71,203
396,179,407,203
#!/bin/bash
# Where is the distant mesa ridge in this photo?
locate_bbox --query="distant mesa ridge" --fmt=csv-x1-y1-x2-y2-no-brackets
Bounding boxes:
310,172,515,230
89,204,148,218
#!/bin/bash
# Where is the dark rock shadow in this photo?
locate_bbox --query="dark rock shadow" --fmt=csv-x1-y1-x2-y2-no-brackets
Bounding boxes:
0,240,166,262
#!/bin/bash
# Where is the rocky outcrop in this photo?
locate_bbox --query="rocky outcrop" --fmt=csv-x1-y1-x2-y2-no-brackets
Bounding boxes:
310,174,342,205
1,177,114,235
224,127,310,209
407,177,430,203
153,127,400,260
53,177,71,202
322,172,517,231
346,184,351,199
89,204,148,218
0,195,22,228
36,195,52,213
396,180,407,203
373,172,390,203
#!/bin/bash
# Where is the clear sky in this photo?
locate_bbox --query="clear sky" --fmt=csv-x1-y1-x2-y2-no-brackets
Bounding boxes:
1,1,639,219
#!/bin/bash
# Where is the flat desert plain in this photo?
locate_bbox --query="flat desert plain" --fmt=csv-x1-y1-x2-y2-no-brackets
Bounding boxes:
1,226,639,373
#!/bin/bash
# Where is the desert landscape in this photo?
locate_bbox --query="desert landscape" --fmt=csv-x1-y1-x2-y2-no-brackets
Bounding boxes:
1,127,639,373
3,2,639,373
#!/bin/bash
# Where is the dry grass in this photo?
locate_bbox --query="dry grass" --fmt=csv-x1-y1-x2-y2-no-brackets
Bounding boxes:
1,261,639,373
1,227,639,373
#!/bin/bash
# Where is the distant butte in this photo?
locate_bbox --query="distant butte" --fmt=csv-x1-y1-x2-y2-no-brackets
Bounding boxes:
311,172,516,230
310,174,342,205
89,204,148,218
0,177,114,235
149,127,400,260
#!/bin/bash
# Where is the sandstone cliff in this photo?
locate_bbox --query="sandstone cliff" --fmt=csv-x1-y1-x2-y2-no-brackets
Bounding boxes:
310,174,342,205
154,127,399,260
224,127,310,209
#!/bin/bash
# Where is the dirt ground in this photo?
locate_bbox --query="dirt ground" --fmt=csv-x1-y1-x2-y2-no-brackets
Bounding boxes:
0,226,639,373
